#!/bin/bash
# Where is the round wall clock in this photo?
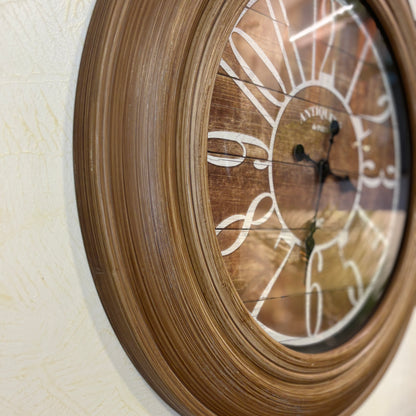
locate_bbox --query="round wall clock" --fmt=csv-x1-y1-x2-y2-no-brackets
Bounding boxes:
74,0,416,415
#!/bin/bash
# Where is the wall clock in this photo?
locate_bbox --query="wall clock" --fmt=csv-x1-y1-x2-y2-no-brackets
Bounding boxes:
74,0,416,415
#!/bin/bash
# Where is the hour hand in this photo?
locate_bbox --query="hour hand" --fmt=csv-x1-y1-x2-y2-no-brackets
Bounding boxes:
329,171,357,192
303,220,317,285
293,144,318,166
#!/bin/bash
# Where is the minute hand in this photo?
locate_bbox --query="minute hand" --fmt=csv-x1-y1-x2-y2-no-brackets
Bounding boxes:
303,120,340,282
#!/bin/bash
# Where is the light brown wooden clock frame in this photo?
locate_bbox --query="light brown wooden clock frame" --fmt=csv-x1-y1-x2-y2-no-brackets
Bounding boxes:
73,1,416,415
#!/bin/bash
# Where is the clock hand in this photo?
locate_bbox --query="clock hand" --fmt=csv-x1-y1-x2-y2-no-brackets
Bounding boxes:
304,158,326,261
293,120,341,284
328,171,357,192
293,144,318,165
302,164,325,285
326,120,357,193
327,119,340,156
292,119,339,169
294,121,355,193
293,146,354,190
317,119,340,171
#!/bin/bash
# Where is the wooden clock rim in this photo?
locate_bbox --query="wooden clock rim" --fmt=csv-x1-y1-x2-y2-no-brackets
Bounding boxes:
73,0,416,415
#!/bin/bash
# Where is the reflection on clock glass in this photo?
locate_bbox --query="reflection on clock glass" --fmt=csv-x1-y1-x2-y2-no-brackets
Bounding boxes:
207,0,410,352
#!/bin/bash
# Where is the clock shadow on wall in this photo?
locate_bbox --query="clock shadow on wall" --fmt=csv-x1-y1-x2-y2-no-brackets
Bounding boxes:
74,0,416,415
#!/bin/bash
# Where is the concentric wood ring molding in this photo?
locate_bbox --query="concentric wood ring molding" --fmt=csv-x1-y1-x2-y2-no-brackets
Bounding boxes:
74,1,416,415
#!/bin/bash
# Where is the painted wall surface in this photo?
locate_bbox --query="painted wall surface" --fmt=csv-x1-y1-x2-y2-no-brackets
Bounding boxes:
410,0,416,18
0,1,414,415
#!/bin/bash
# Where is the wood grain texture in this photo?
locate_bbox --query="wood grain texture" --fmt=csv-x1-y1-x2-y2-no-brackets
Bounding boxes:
73,0,416,415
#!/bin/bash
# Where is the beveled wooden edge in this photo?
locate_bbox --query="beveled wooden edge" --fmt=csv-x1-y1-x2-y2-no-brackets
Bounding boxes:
73,1,416,415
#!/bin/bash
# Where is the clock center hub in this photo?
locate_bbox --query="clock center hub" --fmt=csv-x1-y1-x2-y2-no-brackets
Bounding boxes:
270,85,360,246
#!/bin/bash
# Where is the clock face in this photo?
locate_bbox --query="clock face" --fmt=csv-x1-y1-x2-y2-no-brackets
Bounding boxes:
207,0,410,351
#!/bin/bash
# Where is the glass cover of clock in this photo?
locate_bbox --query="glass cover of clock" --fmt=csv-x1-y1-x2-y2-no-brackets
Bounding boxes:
207,0,411,352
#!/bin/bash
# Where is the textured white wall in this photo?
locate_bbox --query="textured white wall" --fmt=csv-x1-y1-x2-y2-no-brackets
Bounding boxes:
0,1,414,415
0,1,176,415
410,0,416,19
